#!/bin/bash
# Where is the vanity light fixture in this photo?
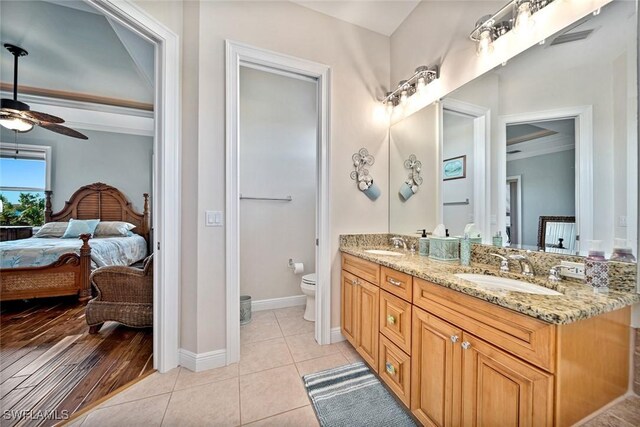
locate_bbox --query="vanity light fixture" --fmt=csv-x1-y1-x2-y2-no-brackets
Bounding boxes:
470,0,556,53
382,65,439,112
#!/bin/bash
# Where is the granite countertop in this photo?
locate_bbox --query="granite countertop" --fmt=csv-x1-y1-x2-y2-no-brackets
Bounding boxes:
340,245,639,325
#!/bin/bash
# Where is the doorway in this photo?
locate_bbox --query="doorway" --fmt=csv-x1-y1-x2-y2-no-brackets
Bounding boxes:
238,65,318,342
226,41,331,364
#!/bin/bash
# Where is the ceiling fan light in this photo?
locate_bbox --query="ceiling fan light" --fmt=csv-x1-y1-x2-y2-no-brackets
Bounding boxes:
0,117,34,132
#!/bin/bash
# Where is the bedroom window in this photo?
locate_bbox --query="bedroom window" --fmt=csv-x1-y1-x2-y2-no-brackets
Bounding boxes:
0,143,51,226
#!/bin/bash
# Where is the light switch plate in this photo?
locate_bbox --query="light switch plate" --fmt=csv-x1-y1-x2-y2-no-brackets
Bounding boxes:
618,216,627,227
560,261,585,280
205,210,223,227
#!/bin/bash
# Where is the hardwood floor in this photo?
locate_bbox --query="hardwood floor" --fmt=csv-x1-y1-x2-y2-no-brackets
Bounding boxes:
0,297,153,426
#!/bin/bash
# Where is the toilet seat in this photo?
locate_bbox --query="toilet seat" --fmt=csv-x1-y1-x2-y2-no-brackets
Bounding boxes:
302,273,316,285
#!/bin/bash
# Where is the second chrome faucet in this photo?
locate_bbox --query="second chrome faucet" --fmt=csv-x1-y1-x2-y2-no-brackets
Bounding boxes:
489,253,535,277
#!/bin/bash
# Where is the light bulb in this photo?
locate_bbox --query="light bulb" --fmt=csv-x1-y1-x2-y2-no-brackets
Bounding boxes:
476,28,494,56
514,1,534,35
416,76,427,92
386,102,394,114
400,90,408,104
0,117,34,132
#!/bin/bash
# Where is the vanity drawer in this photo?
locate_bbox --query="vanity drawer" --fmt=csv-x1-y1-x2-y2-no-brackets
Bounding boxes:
380,266,412,302
379,334,411,407
413,278,556,372
342,253,380,285
379,290,412,354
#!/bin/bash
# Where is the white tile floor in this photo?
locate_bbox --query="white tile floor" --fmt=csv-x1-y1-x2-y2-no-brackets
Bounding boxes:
68,306,361,427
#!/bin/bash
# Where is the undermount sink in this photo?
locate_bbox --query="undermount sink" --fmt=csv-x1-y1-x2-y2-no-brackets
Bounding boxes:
455,273,562,296
365,249,404,257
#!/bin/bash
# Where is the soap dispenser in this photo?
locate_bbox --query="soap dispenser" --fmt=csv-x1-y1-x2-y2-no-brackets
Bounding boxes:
585,240,609,292
419,229,429,256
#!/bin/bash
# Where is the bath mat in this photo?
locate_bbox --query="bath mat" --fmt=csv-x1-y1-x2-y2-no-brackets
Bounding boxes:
303,361,417,427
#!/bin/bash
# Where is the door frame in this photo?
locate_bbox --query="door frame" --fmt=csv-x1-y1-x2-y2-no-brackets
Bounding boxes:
225,40,331,364
439,98,491,243
506,175,522,245
497,107,592,254
86,0,181,372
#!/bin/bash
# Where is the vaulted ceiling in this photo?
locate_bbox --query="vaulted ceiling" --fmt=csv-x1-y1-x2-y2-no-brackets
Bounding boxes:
293,1,421,36
0,0,154,106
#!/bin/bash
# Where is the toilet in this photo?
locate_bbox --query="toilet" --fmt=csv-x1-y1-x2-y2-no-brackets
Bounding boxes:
300,273,316,322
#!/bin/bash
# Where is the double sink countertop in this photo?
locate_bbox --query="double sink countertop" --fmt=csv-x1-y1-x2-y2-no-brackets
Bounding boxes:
340,243,639,325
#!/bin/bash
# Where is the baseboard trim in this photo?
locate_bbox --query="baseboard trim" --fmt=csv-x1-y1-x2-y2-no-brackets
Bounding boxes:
331,327,345,343
178,348,226,372
252,295,306,312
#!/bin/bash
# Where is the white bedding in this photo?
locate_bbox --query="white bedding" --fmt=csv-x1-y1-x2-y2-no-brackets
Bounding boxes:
0,235,148,269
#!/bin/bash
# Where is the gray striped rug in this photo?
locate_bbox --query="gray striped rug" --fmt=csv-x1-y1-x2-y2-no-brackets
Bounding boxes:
303,362,417,427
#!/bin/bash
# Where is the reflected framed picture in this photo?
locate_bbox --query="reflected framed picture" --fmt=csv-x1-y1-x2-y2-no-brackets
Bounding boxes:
443,155,466,181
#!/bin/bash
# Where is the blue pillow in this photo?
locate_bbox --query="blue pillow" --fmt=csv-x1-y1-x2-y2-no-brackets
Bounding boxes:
61,219,101,238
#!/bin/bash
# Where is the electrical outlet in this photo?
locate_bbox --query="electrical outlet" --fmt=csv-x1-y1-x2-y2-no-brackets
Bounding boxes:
560,261,585,280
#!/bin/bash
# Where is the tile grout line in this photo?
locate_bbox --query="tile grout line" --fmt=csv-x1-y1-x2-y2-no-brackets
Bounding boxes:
240,403,312,426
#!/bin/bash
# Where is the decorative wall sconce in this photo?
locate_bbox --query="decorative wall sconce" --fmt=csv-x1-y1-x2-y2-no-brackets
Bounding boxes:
399,154,422,201
382,65,439,113
470,0,555,56
350,148,380,201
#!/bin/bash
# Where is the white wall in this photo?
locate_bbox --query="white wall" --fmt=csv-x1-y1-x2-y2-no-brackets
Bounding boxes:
442,111,475,236
0,127,152,212
239,66,317,301
389,103,438,235
135,0,390,355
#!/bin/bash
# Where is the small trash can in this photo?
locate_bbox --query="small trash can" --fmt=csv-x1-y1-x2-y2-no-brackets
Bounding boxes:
240,295,252,325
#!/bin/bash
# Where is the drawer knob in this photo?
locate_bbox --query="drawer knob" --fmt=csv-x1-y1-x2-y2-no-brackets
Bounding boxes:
385,362,396,375
387,315,396,325
450,335,459,343
461,341,471,350
387,277,402,287
351,279,359,285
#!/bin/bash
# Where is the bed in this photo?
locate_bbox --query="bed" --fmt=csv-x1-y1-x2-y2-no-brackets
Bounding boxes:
0,183,150,302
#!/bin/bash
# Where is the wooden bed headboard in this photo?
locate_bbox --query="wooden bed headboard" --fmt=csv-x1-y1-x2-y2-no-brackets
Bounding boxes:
44,182,150,242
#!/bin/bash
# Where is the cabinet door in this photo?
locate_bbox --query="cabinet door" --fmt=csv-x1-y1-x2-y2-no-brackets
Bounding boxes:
356,279,379,372
411,307,462,427
341,270,359,346
461,333,554,427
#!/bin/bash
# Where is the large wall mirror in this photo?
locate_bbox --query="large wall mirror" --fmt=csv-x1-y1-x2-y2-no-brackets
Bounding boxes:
389,0,637,258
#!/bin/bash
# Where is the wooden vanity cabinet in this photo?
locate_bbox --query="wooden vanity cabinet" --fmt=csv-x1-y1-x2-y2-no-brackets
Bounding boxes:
341,254,379,371
340,253,630,427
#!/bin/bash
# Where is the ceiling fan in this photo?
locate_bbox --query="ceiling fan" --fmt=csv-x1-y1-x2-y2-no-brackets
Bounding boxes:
0,44,88,139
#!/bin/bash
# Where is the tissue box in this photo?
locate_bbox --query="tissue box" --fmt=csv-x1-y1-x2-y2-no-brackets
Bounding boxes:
429,237,460,262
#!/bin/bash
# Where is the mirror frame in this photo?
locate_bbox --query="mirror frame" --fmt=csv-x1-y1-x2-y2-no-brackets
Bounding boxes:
537,215,576,250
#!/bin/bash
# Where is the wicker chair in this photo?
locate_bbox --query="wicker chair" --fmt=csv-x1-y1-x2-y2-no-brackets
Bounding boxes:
86,255,153,334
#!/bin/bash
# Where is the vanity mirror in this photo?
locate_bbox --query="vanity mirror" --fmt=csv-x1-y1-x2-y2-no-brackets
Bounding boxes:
389,0,637,259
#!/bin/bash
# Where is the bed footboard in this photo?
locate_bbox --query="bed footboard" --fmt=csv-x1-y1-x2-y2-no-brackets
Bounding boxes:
0,234,92,302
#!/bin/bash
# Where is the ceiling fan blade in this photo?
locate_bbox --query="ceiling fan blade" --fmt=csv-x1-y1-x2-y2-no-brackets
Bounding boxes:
22,110,65,124
39,122,88,140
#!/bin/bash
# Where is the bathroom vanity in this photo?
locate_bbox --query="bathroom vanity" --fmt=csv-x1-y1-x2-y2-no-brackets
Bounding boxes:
340,237,638,427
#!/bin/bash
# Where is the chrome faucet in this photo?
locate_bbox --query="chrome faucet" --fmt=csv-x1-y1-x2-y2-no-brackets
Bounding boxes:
490,253,510,272
390,236,408,250
548,265,566,283
509,254,535,277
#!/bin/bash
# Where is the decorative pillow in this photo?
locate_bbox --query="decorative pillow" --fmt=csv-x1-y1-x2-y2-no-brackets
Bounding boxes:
34,222,69,238
61,219,101,238
94,221,136,237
